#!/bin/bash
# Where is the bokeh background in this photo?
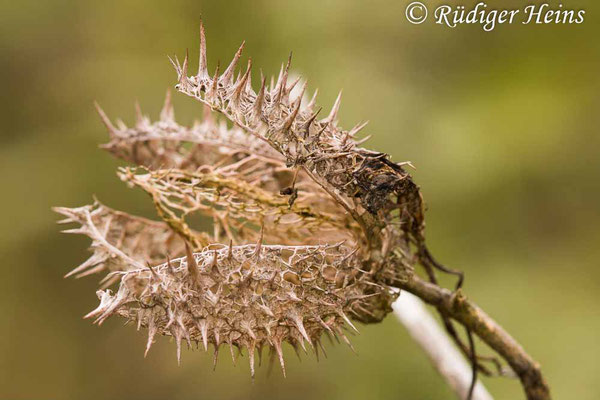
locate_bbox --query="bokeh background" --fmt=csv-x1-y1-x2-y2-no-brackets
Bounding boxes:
1,0,599,399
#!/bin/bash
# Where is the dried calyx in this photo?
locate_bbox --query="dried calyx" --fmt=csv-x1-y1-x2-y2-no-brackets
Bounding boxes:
55,22,421,375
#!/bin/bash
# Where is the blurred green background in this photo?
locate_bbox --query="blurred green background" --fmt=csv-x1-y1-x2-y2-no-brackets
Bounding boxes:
1,0,599,399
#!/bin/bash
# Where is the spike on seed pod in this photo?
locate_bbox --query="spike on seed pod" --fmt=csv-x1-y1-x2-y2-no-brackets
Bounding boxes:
160,89,174,121
220,41,245,84
324,90,342,124
207,62,220,100
252,75,267,122
227,239,234,260
184,241,200,284
134,100,144,126
197,20,208,79
232,58,252,103
94,102,116,135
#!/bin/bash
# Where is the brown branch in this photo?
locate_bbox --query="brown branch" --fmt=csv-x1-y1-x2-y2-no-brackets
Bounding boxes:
391,274,551,400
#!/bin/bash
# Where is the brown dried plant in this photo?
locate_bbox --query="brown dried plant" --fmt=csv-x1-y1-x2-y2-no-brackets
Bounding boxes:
54,22,551,400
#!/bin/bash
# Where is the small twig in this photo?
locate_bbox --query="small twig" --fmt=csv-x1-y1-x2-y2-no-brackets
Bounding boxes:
466,327,478,400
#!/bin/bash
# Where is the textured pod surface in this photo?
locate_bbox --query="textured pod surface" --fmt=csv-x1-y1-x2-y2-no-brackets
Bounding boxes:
87,243,398,375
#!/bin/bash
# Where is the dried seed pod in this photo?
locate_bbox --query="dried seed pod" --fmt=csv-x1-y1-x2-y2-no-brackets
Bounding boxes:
86,243,398,374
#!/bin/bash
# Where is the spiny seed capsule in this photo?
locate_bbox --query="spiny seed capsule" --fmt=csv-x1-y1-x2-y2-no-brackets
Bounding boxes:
85,242,397,376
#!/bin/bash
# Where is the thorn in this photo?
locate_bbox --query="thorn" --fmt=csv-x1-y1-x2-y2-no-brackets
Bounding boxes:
306,88,319,110
173,327,183,365
94,102,116,135
183,48,189,76
229,341,237,365
145,316,157,357
197,320,209,351
166,253,175,275
165,307,176,329
211,250,220,276
245,63,253,93
202,103,214,125
316,315,333,333
254,225,264,259
282,81,306,133
178,315,192,349
338,310,359,333
248,341,256,379
168,55,180,76
257,344,264,367
146,262,159,280
208,62,220,99
317,339,328,359
353,134,372,146
313,123,328,143
273,338,286,378
179,49,189,88
349,120,369,137
284,52,292,78
92,293,127,325
64,255,100,278
258,301,274,317
198,20,208,79
272,64,283,94
160,89,174,121
292,314,312,347
302,107,322,137
285,75,302,97
252,75,266,121
227,239,234,261
212,344,220,371
184,241,199,284
335,326,356,354
325,90,342,124
232,58,252,102
214,327,221,347
137,310,143,331
220,41,245,84
84,290,110,320
273,53,291,105
134,100,144,126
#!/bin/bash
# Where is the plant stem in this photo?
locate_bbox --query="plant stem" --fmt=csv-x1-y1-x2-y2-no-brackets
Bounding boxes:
394,292,494,400
391,275,551,400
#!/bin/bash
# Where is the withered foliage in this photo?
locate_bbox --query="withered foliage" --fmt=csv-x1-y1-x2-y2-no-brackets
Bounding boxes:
55,22,429,376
